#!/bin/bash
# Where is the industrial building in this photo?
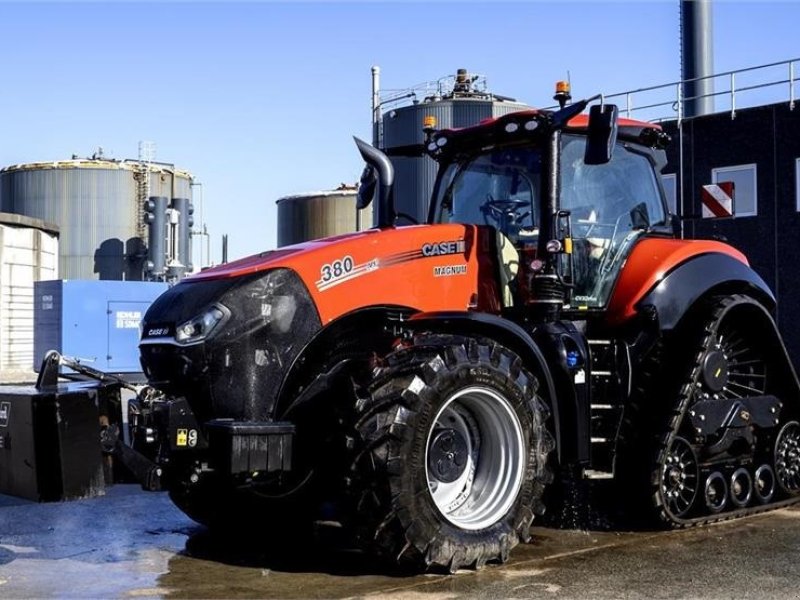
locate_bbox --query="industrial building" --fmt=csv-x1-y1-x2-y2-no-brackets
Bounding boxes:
0,157,194,281
276,186,370,248
275,69,530,246
0,212,58,371
374,67,529,224
660,99,800,359
0,153,198,374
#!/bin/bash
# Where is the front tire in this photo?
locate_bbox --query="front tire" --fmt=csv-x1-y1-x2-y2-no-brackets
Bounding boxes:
348,334,553,571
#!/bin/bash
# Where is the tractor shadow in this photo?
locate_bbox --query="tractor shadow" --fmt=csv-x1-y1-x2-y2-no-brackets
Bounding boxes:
168,478,654,581
175,524,413,578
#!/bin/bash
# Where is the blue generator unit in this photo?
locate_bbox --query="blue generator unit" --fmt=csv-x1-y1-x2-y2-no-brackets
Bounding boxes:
34,280,169,374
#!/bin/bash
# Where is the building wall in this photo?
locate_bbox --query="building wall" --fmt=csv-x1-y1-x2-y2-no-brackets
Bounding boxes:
0,161,192,281
661,102,800,359
0,218,58,370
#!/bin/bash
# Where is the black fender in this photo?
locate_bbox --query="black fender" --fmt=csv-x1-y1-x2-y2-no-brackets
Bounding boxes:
639,253,776,331
405,311,573,464
274,306,413,419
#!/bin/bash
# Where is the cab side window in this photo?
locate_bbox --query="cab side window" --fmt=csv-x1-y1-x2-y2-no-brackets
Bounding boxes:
560,135,666,307
561,136,666,230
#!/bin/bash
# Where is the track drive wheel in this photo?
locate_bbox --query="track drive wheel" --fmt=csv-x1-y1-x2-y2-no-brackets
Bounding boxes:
348,335,553,572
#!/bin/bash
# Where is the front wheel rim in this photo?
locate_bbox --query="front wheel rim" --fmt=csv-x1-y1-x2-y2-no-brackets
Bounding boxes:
425,386,526,530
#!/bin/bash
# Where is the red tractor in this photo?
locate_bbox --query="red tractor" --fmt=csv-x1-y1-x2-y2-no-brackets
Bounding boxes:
136,94,800,571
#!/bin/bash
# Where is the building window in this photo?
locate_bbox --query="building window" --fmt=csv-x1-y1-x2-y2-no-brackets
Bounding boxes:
712,164,757,217
661,173,677,215
796,158,800,212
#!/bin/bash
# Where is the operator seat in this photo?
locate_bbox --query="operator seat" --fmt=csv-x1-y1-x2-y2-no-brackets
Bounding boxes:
496,232,520,307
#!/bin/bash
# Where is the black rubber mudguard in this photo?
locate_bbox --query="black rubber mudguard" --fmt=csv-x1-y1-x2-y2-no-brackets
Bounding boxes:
639,252,775,331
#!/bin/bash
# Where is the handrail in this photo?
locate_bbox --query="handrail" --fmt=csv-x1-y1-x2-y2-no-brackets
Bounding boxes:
374,58,799,149
598,57,799,123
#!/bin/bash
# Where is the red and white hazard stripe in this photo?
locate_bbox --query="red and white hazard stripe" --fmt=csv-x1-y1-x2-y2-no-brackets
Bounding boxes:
701,182,735,218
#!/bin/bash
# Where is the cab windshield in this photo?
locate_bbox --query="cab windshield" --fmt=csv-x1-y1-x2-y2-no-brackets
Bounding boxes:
431,134,668,309
432,147,541,243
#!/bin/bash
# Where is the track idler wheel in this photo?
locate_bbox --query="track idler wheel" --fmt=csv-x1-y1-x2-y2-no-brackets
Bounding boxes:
704,472,728,513
729,468,753,508
660,436,699,518
754,464,776,504
775,421,800,494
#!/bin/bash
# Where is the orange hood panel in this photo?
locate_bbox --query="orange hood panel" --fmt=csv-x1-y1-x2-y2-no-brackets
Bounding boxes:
189,225,494,324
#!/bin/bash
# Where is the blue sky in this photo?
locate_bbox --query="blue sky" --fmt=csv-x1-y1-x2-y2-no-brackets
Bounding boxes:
1,1,798,262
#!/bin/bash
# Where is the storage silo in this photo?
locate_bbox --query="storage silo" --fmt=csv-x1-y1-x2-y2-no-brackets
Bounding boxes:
276,187,372,247
0,158,193,281
378,69,529,224
0,212,59,372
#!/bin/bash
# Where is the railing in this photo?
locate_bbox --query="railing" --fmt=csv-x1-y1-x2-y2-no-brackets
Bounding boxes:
378,72,494,108
597,58,799,123
378,59,798,129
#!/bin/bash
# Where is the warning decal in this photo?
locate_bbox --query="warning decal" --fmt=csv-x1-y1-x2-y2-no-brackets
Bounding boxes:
701,182,735,218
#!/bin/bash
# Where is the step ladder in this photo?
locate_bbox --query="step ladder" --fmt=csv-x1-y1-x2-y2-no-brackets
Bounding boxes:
584,339,628,479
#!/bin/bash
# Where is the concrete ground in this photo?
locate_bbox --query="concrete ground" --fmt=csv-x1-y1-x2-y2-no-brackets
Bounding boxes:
0,485,799,599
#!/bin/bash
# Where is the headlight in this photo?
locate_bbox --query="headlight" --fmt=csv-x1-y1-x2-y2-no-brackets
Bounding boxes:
175,305,226,345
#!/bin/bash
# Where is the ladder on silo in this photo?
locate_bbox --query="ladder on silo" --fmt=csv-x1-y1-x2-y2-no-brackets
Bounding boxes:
137,141,156,241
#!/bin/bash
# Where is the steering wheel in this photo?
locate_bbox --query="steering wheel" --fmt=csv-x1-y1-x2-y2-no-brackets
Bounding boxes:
483,196,531,224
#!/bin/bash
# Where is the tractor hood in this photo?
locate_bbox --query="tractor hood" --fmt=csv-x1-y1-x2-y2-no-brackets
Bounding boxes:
139,223,492,421
188,230,371,283
178,223,492,325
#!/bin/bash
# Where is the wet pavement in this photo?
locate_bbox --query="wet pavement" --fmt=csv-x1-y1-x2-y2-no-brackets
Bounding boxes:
1,484,799,599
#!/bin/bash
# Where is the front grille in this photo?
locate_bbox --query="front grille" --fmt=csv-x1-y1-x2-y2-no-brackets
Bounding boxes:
140,269,321,422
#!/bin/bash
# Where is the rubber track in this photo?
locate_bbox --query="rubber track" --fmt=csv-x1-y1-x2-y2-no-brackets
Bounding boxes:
653,294,800,528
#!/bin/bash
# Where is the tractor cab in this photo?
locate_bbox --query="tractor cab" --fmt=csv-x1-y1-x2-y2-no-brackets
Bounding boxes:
425,102,671,312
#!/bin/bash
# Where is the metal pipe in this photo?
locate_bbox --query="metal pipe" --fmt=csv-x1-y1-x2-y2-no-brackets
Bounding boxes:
354,137,395,228
190,181,204,268
677,83,685,238
539,129,561,259
205,224,210,267
372,66,381,148
680,0,715,117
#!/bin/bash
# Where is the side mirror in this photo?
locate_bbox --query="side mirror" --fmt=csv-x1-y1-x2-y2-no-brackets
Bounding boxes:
671,213,682,237
356,164,377,210
584,104,619,165
630,202,650,230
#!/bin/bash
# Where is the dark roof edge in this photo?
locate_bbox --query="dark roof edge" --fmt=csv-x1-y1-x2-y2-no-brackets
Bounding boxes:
0,212,60,235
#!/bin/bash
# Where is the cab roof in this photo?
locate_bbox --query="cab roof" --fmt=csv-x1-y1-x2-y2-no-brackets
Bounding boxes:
427,108,665,160
438,108,659,137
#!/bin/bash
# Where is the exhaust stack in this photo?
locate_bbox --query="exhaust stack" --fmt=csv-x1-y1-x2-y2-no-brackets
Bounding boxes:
681,0,715,117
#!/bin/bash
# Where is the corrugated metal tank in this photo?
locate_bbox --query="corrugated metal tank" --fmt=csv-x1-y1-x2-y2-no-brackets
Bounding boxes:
0,159,193,280
276,189,372,247
381,98,529,223
0,213,59,371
